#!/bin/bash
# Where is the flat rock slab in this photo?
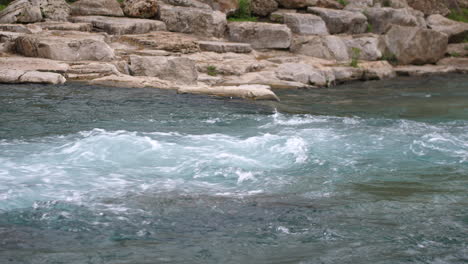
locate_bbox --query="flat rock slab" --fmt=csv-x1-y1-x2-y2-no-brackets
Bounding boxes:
307,7,368,34
178,84,280,101
198,41,252,53
0,57,69,72
0,24,42,34
437,57,468,72
129,55,198,84
282,13,329,35
35,22,93,32
228,22,292,49
0,69,66,84
117,32,200,53
89,74,173,89
70,16,167,35
15,31,115,62
427,14,468,43
395,65,457,76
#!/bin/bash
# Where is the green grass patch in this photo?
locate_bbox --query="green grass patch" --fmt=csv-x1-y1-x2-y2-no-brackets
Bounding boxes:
0,4,6,11
449,52,461,57
367,23,373,33
227,0,258,22
350,47,361,68
447,8,468,23
338,0,348,6
207,65,218,77
227,17,258,22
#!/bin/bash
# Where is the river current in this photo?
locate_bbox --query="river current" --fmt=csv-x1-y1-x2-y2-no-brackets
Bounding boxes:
0,75,467,263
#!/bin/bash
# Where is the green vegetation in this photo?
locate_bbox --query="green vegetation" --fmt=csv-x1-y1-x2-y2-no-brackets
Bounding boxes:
227,0,258,22
350,47,361,68
382,0,391,7
381,52,398,64
449,52,461,57
0,4,6,11
447,8,468,23
464,45,468,51
338,0,348,6
207,65,218,76
367,23,373,33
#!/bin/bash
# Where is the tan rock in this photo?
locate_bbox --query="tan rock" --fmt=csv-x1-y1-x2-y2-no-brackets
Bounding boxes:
341,34,383,61
123,0,159,18
116,32,199,53
282,13,329,35
437,57,468,72
275,63,329,86
270,9,297,23
70,16,167,35
89,74,173,89
359,60,396,80
427,14,468,43
446,43,468,57
251,0,278,17
198,41,252,53
291,35,349,61
332,66,364,83
66,62,120,79
406,0,450,16
228,22,292,49
307,7,368,34
276,0,315,9
35,21,92,32
0,56,69,72
0,0,42,23
395,65,457,76
71,0,124,16
178,84,280,101
365,7,426,34
0,69,66,84
129,55,198,84
222,71,314,89
0,24,42,34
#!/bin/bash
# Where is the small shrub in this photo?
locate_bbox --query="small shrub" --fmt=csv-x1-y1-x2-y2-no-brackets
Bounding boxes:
350,47,361,68
227,0,258,22
449,52,461,57
207,65,218,76
0,4,6,11
381,52,397,64
367,23,373,33
338,0,348,6
447,8,468,23
227,17,258,22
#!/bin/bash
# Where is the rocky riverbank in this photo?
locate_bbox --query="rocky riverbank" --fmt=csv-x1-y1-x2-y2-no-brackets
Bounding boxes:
0,0,467,101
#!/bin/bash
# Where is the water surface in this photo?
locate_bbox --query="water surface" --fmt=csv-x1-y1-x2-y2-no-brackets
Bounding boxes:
1,75,467,263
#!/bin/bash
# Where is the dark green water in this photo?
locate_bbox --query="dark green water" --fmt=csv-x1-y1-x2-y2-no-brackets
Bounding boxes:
0,74,467,263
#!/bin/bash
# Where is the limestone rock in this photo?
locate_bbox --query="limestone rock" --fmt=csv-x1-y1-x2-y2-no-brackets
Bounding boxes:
290,35,349,61
283,13,329,35
365,7,426,34
332,66,364,83
275,62,329,86
222,71,313,89
15,31,115,61
178,84,280,101
0,24,42,34
70,16,167,35
395,65,457,76
129,55,198,84
123,0,159,18
437,57,468,72
89,74,173,89
270,9,297,23
307,7,368,34
66,62,120,79
406,0,450,16
159,5,226,38
275,0,315,9
0,57,69,72
228,22,292,49
163,0,212,9
427,14,468,43
309,0,344,9
198,41,252,53
446,43,468,57
35,21,93,31
359,60,396,80
0,0,43,23
251,0,278,17
198,0,238,14
0,69,66,84
116,32,199,53
71,0,124,17
384,25,448,65
341,35,382,61
39,0,71,21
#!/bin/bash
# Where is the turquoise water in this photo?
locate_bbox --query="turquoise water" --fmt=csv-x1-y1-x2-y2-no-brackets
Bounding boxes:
0,75,467,263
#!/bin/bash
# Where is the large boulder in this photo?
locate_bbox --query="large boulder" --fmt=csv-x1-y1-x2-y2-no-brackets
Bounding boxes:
307,7,368,34
406,0,450,16
282,13,329,35
39,0,71,21
70,16,167,35
427,14,468,43
251,0,278,17
159,5,226,37
275,62,329,86
341,34,383,61
365,7,426,34
71,0,124,17
228,22,292,49
129,55,198,84
123,0,159,18
0,0,43,23
384,25,448,65
290,35,349,61
15,31,115,61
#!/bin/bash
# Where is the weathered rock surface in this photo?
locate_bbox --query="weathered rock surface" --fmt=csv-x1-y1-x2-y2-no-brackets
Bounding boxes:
251,0,278,17
275,62,329,86
228,22,292,49
66,62,120,79
0,56,69,72
71,0,124,17
290,35,349,61
0,24,42,34
360,60,396,80
129,55,198,84
198,0,238,13
269,9,297,23
71,16,167,35
116,32,199,53
89,74,172,88
384,25,448,65
365,7,426,34
35,21,92,31
341,35,383,61
447,43,468,57
0,0,43,23
222,71,313,89
437,57,468,72
275,0,314,9
310,0,344,9
178,84,280,101
198,41,252,53
0,69,66,84
332,66,364,83
159,5,226,37
163,0,211,9
307,7,368,34
406,0,450,16
395,65,457,76
15,31,115,61
282,13,329,35
39,0,72,21
123,0,159,18
427,14,468,43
